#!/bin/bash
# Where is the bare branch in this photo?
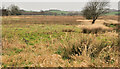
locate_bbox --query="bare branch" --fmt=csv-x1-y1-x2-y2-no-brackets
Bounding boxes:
82,0,109,24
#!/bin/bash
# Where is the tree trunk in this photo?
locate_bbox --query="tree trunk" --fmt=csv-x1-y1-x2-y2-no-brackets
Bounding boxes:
92,19,96,24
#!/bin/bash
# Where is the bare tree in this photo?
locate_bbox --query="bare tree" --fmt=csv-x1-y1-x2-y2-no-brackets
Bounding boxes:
82,0,109,24
8,4,21,15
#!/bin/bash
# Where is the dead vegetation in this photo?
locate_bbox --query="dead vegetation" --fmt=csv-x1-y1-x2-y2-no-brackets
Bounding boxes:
77,24,112,34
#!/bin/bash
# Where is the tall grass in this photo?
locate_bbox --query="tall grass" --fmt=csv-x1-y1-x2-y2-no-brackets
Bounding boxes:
2,15,119,67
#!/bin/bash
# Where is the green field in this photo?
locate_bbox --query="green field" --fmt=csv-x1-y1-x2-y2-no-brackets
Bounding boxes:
49,10,69,15
105,11,120,15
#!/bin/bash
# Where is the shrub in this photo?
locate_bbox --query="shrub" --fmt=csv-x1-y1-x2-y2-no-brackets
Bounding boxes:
60,33,118,59
81,25,112,34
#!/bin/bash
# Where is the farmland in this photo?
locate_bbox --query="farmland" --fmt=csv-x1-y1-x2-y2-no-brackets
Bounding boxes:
2,15,119,67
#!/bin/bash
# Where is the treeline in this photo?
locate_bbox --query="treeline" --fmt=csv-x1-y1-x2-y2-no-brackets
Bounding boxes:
21,11,81,16
21,10,59,15
0,4,82,16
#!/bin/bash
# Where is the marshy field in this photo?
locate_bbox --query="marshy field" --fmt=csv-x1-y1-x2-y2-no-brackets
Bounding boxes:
2,15,120,67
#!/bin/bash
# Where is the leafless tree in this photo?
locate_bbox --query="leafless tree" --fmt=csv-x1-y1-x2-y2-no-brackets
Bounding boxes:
82,0,109,24
8,4,21,15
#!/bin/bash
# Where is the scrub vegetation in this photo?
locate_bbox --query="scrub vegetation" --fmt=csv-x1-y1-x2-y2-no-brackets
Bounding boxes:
2,15,119,67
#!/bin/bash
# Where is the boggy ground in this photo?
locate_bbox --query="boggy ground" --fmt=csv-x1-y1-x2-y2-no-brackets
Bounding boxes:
2,15,119,67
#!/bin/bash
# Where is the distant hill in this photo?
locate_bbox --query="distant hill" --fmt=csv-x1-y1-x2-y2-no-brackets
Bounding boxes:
105,9,120,15
46,9,69,15
44,9,81,15
105,11,120,15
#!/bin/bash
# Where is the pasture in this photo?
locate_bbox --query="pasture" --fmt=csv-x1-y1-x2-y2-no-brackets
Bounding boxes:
2,15,119,67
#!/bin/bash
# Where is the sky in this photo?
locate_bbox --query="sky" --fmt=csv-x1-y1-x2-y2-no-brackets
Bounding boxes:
0,0,119,11
0,0,119,2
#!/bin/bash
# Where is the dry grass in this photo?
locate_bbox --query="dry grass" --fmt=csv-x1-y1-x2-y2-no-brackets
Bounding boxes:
2,15,84,25
76,19,118,25
77,24,112,34
2,15,119,67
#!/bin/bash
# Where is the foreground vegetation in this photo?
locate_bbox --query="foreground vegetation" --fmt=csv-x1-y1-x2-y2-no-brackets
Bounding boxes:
2,15,119,67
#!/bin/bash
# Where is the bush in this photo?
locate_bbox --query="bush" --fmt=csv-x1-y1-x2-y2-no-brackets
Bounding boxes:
59,33,118,59
82,27,111,34
80,25,112,34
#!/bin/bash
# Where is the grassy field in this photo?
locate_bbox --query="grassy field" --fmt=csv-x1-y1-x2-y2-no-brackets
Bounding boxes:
2,15,119,67
105,11,120,15
49,10,69,15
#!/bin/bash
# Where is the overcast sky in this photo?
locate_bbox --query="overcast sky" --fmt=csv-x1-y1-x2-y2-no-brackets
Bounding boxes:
0,0,119,11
